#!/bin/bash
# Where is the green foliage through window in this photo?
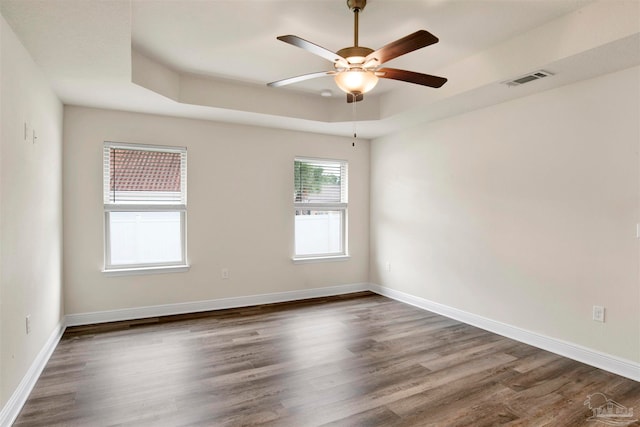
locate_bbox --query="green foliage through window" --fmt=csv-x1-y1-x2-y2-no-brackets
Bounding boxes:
294,160,341,202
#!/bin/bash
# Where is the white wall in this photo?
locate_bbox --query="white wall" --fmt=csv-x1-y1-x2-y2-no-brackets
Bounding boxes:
0,13,63,409
370,66,640,363
63,106,369,315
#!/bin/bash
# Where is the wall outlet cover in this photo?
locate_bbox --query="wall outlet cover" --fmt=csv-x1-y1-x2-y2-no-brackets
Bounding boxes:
592,306,605,322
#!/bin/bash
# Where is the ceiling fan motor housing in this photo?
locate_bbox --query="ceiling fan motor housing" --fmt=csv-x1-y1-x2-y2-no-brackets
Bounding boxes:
336,46,374,66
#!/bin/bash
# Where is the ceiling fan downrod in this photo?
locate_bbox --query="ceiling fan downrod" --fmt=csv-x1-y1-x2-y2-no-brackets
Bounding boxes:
337,0,373,64
347,0,367,47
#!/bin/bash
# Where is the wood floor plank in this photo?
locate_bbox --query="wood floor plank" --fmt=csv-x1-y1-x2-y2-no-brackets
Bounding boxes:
13,292,640,426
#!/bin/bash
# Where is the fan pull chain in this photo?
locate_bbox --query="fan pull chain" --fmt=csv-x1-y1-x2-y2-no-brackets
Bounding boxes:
352,95,357,147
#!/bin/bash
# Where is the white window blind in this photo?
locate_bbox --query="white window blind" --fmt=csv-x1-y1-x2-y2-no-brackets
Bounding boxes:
294,158,347,205
103,142,187,206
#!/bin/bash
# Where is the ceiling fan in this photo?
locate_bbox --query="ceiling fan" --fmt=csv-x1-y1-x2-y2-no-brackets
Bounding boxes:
267,0,447,103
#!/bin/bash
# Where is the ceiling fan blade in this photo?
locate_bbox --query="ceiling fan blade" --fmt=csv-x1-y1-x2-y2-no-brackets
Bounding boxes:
346,93,364,103
267,71,335,88
377,68,447,88
365,30,439,66
277,35,348,67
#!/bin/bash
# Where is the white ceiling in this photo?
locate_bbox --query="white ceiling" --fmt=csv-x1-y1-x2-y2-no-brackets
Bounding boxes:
1,0,638,139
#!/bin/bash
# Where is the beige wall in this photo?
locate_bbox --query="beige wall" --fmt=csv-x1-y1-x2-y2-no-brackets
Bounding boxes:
370,66,640,363
63,106,370,315
0,14,63,408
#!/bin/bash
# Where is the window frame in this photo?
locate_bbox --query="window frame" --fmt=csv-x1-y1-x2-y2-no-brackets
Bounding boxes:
103,141,189,274
293,156,349,261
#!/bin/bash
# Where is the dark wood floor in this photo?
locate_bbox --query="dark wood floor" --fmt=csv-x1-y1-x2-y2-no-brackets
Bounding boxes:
14,292,640,426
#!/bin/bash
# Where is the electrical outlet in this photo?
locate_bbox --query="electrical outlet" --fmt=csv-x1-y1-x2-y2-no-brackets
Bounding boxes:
25,315,31,334
221,268,229,279
592,305,605,322
385,262,391,272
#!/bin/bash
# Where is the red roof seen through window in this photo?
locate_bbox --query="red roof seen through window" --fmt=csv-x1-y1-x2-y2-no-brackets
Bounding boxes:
110,148,181,192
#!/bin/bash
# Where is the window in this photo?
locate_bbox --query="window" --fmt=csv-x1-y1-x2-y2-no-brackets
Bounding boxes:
103,142,187,272
294,157,348,259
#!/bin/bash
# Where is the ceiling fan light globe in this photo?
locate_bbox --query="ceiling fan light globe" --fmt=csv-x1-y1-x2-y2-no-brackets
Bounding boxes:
334,70,379,95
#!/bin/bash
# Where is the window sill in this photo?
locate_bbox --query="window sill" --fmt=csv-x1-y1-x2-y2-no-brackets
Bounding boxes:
102,264,190,277
292,255,351,264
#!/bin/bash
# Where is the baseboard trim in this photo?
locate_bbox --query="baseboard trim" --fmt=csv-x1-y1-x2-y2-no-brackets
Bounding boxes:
0,319,66,427
369,283,640,382
65,282,370,327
